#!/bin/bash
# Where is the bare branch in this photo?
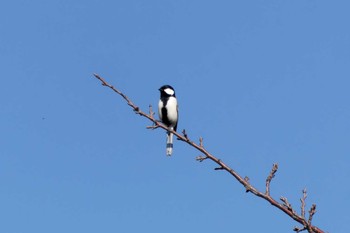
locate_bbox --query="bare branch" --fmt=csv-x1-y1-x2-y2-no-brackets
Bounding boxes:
149,104,155,119
308,204,317,225
280,196,293,211
301,188,307,218
266,163,278,196
93,74,325,233
199,137,204,147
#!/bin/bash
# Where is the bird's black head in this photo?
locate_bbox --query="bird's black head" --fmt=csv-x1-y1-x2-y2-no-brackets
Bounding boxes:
159,85,176,97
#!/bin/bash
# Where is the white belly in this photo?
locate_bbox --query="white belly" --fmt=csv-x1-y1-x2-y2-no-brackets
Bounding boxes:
166,97,178,124
158,97,178,127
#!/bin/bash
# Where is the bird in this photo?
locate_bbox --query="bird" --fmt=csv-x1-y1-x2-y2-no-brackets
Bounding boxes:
158,85,178,156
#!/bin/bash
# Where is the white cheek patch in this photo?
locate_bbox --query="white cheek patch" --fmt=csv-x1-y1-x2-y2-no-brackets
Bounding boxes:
164,88,174,96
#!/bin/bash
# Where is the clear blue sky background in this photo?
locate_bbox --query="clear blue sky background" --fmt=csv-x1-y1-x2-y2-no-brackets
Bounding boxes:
1,1,349,232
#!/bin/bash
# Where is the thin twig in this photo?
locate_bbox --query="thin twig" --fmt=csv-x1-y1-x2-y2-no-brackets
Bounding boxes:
294,226,307,232
199,137,204,147
308,204,317,225
266,163,278,196
196,155,208,162
301,188,307,218
93,73,324,233
146,125,159,130
149,104,155,119
280,196,293,211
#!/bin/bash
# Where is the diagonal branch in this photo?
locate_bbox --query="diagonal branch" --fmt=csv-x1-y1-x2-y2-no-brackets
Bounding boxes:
93,73,324,233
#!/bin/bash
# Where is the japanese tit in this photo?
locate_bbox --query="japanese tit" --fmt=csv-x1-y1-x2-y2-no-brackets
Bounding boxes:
158,85,178,156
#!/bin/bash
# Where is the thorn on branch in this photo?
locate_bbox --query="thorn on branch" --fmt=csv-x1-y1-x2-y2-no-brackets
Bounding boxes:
265,163,278,196
293,226,307,232
196,155,208,162
182,129,188,140
214,159,224,170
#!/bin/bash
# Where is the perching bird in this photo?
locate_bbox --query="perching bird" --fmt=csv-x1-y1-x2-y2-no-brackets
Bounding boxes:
158,85,178,156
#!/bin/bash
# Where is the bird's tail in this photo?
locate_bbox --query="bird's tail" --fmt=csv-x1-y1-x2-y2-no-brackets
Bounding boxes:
166,131,174,156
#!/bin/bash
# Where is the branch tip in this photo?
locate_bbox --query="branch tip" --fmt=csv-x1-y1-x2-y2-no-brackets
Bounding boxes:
148,104,155,119
146,125,159,130
199,137,204,147
293,226,307,232
300,188,307,218
308,204,317,224
196,155,208,162
265,163,278,196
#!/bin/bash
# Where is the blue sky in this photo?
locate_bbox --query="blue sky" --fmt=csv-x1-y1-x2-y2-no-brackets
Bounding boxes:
1,1,349,232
